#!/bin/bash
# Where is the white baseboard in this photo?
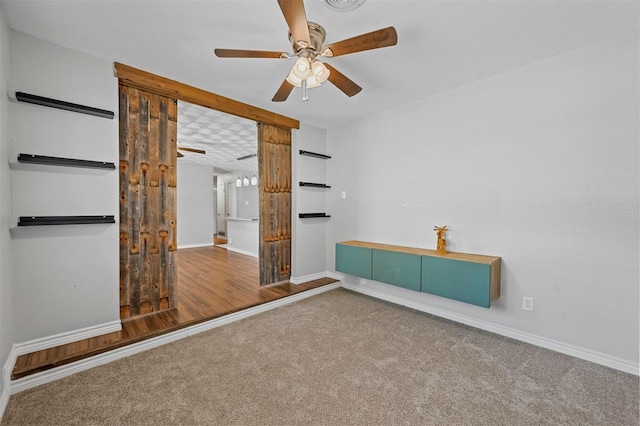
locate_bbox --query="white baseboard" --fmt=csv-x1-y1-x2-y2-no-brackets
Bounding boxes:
290,271,342,285
341,281,639,376
177,243,214,249
225,247,258,258
0,345,17,420
325,271,343,281
9,275,635,398
10,282,341,394
14,320,122,356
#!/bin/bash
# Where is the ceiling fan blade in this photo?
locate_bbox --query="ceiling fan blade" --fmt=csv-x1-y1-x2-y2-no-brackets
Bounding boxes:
272,79,295,102
214,49,287,59
324,64,362,97
321,26,398,57
178,146,206,155
277,0,310,50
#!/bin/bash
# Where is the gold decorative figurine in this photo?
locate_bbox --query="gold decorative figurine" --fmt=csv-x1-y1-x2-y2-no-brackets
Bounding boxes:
434,226,448,254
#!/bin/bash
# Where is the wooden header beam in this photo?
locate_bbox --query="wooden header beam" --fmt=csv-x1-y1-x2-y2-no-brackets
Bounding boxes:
114,62,299,130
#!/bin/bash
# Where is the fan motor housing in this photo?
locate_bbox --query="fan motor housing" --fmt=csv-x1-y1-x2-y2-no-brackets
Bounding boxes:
289,22,326,55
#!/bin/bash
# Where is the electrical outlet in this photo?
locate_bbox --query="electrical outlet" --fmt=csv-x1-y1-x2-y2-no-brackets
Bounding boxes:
522,296,534,312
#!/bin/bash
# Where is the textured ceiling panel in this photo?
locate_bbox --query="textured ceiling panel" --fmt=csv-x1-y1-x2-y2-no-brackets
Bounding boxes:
177,101,257,173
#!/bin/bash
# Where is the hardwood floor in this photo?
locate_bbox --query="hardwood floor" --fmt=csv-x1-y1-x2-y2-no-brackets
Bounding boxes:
12,246,337,380
213,234,227,245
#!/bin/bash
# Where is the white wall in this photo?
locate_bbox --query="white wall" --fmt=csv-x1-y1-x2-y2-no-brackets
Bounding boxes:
235,183,258,219
9,31,120,343
0,5,15,412
225,170,258,219
177,161,214,248
327,34,639,367
226,218,258,257
215,173,230,234
292,123,329,279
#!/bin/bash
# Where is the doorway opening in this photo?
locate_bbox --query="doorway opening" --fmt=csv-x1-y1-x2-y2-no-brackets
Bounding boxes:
116,62,297,320
175,100,259,258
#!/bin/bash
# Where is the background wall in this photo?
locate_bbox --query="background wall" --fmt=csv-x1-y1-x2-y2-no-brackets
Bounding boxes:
9,32,120,343
0,5,15,408
327,34,639,367
292,123,329,280
215,172,231,235
177,161,214,248
235,183,258,219
224,170,258,219
221,170,259,256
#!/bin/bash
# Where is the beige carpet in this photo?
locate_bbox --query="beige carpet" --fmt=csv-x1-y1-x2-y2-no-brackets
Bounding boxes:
3,289,638,425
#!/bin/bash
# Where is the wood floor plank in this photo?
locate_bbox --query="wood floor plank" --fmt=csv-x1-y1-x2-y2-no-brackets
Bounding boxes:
12,247,337,380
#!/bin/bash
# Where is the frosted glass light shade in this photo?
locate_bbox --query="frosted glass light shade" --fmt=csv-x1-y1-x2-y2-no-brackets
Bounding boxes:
243,176,250,186
311,60,330,83
286,70,303,87
292,57,311,79
305,75,321,88
251,175,258,186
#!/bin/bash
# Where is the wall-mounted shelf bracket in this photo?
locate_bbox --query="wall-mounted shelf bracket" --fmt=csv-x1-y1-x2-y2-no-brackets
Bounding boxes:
299,150,331,159
18,215,116,226
299,213,331,218
18,154,116,170
299,182,331,188
15,92,115,119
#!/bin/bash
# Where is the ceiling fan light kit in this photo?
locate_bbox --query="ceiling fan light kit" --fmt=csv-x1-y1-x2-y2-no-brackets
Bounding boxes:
214,0,397,102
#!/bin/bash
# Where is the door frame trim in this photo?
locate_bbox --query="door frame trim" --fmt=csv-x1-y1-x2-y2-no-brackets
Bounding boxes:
114,63,299,130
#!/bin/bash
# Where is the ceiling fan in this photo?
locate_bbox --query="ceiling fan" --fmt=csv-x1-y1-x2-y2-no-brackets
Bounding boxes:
214,0,397,102
177,146,206,158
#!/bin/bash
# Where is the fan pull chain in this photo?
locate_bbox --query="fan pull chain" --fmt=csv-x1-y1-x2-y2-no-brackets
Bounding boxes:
302,79,309,102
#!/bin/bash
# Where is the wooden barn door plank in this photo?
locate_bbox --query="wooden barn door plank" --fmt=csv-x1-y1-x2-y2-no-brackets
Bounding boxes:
258,123,292,285
119,83,177,318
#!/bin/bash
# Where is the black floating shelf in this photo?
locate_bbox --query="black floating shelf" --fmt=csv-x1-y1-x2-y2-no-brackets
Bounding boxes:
15,92,115,119
18,154,116,170
299,213,331,218
299,150,331,159
299,182,331,188
18,215,116,226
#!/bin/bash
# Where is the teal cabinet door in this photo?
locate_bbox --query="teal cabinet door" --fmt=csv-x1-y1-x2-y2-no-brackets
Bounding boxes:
421,256,491,308
372,249,421,292
336,244,372,279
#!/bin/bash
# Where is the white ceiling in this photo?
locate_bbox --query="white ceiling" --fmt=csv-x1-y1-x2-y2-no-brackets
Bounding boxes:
2,0,638,168
177,101,257,173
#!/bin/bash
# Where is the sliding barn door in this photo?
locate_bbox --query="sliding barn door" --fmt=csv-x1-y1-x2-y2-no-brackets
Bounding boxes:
119,84,178,318
258,123,292,285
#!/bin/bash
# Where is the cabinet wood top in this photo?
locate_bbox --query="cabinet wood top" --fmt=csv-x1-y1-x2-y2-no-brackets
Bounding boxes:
338,240,500,264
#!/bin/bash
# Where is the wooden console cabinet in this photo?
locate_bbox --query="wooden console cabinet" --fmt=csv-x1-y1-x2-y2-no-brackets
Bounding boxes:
336,241,501,308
